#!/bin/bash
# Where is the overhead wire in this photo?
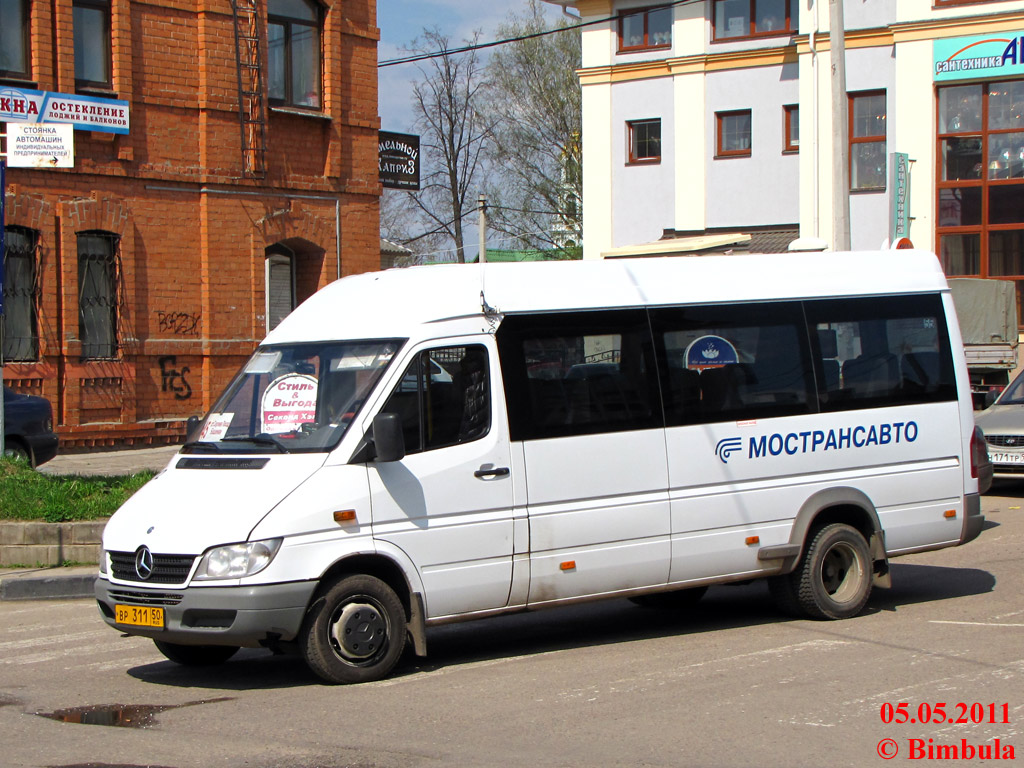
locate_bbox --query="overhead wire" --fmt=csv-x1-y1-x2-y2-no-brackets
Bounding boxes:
378,0,699,68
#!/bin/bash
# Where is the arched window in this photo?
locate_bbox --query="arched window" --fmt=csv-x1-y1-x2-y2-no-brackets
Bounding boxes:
266,243,296,331
78,231,119,359
2,225,39,361
267,0,322,109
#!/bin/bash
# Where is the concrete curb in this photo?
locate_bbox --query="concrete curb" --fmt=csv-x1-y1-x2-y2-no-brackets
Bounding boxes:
0,520,106,568
0,566,97,601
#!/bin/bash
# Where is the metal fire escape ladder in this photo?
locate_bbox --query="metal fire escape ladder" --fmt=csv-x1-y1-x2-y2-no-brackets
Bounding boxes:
230,0,268,179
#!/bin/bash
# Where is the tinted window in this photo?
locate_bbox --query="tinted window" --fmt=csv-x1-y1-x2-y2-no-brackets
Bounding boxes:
497,311,660,441
651,302,814,425
381,345,490,454
805,294,957,411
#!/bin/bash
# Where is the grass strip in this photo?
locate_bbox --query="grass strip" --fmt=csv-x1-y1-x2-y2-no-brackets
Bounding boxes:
0,460,153,522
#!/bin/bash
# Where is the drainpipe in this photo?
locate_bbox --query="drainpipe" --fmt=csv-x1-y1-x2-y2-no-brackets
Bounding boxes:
810,2,820,240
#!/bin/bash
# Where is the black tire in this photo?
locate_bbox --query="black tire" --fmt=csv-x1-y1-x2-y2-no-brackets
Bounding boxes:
3,441,32,466
792,523,872,620
153,640,239,666
629,586,708,609
768,574,803,617
301,574,407,684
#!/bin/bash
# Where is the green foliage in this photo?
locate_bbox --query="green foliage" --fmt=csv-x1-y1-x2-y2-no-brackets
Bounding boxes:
0,459,153,522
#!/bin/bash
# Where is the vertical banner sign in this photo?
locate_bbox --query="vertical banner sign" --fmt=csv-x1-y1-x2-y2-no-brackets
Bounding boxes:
890,152,911,242
378,131,420,190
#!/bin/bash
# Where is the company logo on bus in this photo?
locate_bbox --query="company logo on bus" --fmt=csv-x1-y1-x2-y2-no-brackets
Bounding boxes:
716,421,919,464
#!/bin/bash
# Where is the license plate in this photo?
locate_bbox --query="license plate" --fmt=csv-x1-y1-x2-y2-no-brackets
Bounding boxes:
114,604,165,629
990,452,1024,465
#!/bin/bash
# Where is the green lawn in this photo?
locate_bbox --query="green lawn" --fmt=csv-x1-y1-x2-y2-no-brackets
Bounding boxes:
0,459,154,522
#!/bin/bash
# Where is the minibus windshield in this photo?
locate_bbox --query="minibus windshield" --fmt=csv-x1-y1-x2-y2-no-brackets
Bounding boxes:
184,340,403,454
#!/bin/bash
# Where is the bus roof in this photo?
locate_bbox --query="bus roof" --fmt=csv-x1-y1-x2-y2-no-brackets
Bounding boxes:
264,250,950,345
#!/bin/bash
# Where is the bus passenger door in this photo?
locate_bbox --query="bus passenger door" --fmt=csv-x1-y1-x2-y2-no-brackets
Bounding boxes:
368,340,516,619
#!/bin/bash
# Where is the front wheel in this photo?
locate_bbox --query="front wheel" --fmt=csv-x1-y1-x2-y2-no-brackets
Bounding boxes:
3,441,31,466
791,523,872,620
153,640,239,666
301,574,407,684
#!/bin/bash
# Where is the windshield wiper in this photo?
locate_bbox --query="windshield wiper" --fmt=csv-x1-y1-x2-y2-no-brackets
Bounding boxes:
220,434,289,453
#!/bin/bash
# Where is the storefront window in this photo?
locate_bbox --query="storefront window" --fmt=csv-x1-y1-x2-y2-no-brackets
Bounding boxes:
937,81,1024,325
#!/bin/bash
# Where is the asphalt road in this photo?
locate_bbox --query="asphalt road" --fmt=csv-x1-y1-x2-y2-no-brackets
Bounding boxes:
2,488,1022,768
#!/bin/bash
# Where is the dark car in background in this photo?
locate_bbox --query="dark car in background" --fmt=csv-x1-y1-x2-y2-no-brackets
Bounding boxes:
4,387,59,468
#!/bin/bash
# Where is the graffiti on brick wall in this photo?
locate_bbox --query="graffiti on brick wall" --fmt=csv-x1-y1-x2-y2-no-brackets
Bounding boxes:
157,311,201,336
158,356,192,400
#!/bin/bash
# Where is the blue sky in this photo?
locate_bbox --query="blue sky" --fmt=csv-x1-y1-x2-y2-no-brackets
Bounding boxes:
377,0,567,132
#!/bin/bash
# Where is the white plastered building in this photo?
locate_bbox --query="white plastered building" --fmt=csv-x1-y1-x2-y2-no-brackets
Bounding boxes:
546,0,1024,322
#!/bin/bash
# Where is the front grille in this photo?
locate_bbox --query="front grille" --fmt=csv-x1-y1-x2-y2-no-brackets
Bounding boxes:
109,551,196,584
985,435,1024,448
107,588,184,607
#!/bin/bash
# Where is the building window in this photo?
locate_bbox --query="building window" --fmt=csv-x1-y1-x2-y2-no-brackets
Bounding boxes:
716,110,752,157
850,91,886,191
618,6,671,52
627,118,661,164
0,0,31,80
78,231,119,360
783,104,799,153
73,0,112,90
937,81,1024,324
268,0,322,109
3,226,39,362
713,0,798,40
266,245,295,331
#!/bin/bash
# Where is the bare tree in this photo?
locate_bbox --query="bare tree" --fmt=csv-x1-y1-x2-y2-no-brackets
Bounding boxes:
483,0,582,256
407,28,492,263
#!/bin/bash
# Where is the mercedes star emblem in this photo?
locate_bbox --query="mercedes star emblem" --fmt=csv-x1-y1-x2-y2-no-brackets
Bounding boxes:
135,546,155,580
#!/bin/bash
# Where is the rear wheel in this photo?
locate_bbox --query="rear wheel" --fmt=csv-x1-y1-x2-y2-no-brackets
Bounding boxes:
629,586,708,609
301,574,407,684
786,523,872,620
153,640,239,666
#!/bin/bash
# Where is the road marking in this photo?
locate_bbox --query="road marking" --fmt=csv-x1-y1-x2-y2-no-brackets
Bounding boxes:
930,620,1024,627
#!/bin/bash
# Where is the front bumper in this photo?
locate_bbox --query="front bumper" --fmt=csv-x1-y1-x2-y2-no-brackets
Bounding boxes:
95,576,317,648
28,433,59,467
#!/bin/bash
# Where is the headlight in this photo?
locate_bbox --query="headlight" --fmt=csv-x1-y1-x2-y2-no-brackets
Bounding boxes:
192,539,282,581
98,549,108,575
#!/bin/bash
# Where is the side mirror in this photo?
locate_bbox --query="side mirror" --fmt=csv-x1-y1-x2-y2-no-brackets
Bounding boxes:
371,413,406,463
185,415,202,442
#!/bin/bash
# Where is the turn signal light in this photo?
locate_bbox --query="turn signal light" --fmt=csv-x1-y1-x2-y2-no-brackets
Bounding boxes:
560,560,576,571
943,510,957,519
745,536,760,546
333,510,357,523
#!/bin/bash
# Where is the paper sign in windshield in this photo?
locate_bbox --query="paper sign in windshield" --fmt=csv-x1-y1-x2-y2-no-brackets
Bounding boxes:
261,374,318,434
199,413,234,441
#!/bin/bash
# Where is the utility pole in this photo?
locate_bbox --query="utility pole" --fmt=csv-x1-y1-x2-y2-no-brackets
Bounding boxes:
478,193,487,264
829,0,851,251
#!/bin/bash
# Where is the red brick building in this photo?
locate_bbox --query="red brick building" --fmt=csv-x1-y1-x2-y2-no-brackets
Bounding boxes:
1,0,380,447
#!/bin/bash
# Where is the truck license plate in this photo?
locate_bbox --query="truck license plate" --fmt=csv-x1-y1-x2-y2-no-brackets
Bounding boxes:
114,605,165,628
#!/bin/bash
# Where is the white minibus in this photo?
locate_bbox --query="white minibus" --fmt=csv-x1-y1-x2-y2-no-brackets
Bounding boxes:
96,251,986,683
